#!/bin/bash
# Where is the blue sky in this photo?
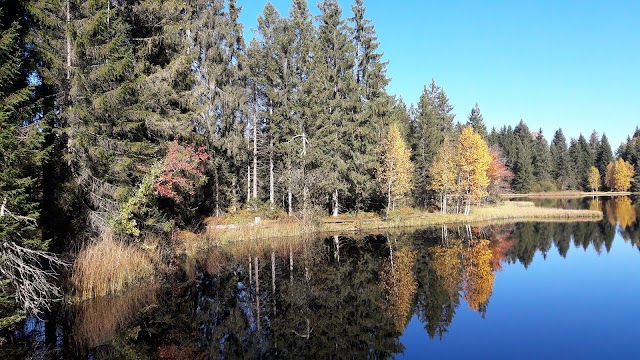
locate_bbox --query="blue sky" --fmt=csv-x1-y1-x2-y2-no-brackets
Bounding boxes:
238,0,640,148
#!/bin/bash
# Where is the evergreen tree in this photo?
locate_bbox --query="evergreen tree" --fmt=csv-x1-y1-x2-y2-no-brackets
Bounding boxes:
511,138,535,193
550,129,571,189
0,0,50,332
348,0,392,212
596,134,613,189
569,134,594,190
467,102,487,139
531,130,551,184
411,79,454,207
193,0,248,216
312,0,357,215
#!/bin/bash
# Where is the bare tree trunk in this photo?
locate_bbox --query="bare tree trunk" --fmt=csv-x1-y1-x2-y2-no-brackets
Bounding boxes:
66,0,71,79
269,144,274,209
249,255,253,287
289,245,293,281
302,133,308,219
333,235,340,263
386,180,391,218
247,165,251,204
253,111,258,200
288,188,292,216
332,190,339,217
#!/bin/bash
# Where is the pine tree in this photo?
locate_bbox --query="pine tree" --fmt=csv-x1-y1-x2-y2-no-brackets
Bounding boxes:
531,130,551,184
596,134,613,190
550,129,571,189
411,79,454,207
511,138,535,193
0,0,47,331
348,0,392,212
467,102,487,139
193,0,248,216
312,0,357,216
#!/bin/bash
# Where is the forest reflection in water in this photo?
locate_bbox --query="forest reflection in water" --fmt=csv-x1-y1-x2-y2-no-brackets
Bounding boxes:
8,196,640,359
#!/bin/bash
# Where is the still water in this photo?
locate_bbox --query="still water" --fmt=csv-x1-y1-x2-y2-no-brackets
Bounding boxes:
6,197,640,359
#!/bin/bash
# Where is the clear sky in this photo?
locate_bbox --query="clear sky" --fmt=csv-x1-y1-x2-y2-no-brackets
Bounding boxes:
238,0,640,148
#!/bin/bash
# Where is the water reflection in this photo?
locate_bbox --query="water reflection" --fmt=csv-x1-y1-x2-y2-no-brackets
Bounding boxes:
7,197,640,359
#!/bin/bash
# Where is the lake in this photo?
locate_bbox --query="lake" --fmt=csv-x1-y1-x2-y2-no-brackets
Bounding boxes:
4,196,640,359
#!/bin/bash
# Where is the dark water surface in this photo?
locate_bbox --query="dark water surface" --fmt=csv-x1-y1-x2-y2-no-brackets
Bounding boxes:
5,197,640,359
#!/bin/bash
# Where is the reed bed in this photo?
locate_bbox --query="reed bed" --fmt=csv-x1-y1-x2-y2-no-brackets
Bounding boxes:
71,232,156,299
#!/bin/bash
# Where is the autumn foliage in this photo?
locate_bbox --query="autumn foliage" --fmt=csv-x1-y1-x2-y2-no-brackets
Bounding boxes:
154,142,209,201
487,145,514,198
605,158,634,191
378,124,414,215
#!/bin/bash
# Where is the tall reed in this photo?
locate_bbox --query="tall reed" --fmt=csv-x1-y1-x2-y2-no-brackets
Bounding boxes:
72,232,156,299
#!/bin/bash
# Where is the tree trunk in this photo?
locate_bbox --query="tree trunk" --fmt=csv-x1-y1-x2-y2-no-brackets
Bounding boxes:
386,180,391,218
66,0,71,79
333,235,340,263
215,169,220,217
269,149,274,208
288,188,292,216
332,189,339,217
253,111,258,200
246,165,251,204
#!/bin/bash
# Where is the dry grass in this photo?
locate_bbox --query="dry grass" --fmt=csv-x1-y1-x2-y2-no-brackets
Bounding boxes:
205,217,314,244
194,201,602,245
71,232,157,299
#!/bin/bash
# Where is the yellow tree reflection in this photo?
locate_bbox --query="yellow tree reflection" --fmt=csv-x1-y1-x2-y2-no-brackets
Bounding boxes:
430,242,463,301
605,197,637,229
462,240,495,312
380,248,417,332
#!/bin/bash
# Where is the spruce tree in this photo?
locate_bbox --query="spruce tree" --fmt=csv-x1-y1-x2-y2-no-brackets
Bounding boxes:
411,79,454,207
531,130,551,184
312,0,357,215
0,0,46,331
467,102,487,139
512,138,535,192
348,0,392,212
550,129,571,189
596,134,613,190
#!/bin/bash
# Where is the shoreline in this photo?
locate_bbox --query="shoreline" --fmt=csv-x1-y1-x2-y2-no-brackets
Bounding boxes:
503,191,633,199
204,201,603,243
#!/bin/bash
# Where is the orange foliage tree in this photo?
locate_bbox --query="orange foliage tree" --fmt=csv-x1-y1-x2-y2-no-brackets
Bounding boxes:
486,145,513,200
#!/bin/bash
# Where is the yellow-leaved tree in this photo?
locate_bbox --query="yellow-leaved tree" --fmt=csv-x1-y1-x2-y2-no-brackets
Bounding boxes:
587,166,601,192
429,136,457,214
378,123,414,216
606,158,635,191
455,126,491,215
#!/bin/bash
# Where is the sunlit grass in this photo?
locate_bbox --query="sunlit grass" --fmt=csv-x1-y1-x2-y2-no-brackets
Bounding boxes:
71,232,157,299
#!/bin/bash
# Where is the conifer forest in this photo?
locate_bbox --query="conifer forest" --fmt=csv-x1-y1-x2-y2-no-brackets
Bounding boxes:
2,0,640,353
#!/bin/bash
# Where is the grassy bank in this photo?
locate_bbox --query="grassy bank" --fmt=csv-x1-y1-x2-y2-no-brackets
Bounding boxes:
503,191,633,198
204,201,602,242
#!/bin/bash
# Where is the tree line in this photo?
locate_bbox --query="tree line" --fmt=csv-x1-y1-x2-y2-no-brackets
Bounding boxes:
1,0,640,334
